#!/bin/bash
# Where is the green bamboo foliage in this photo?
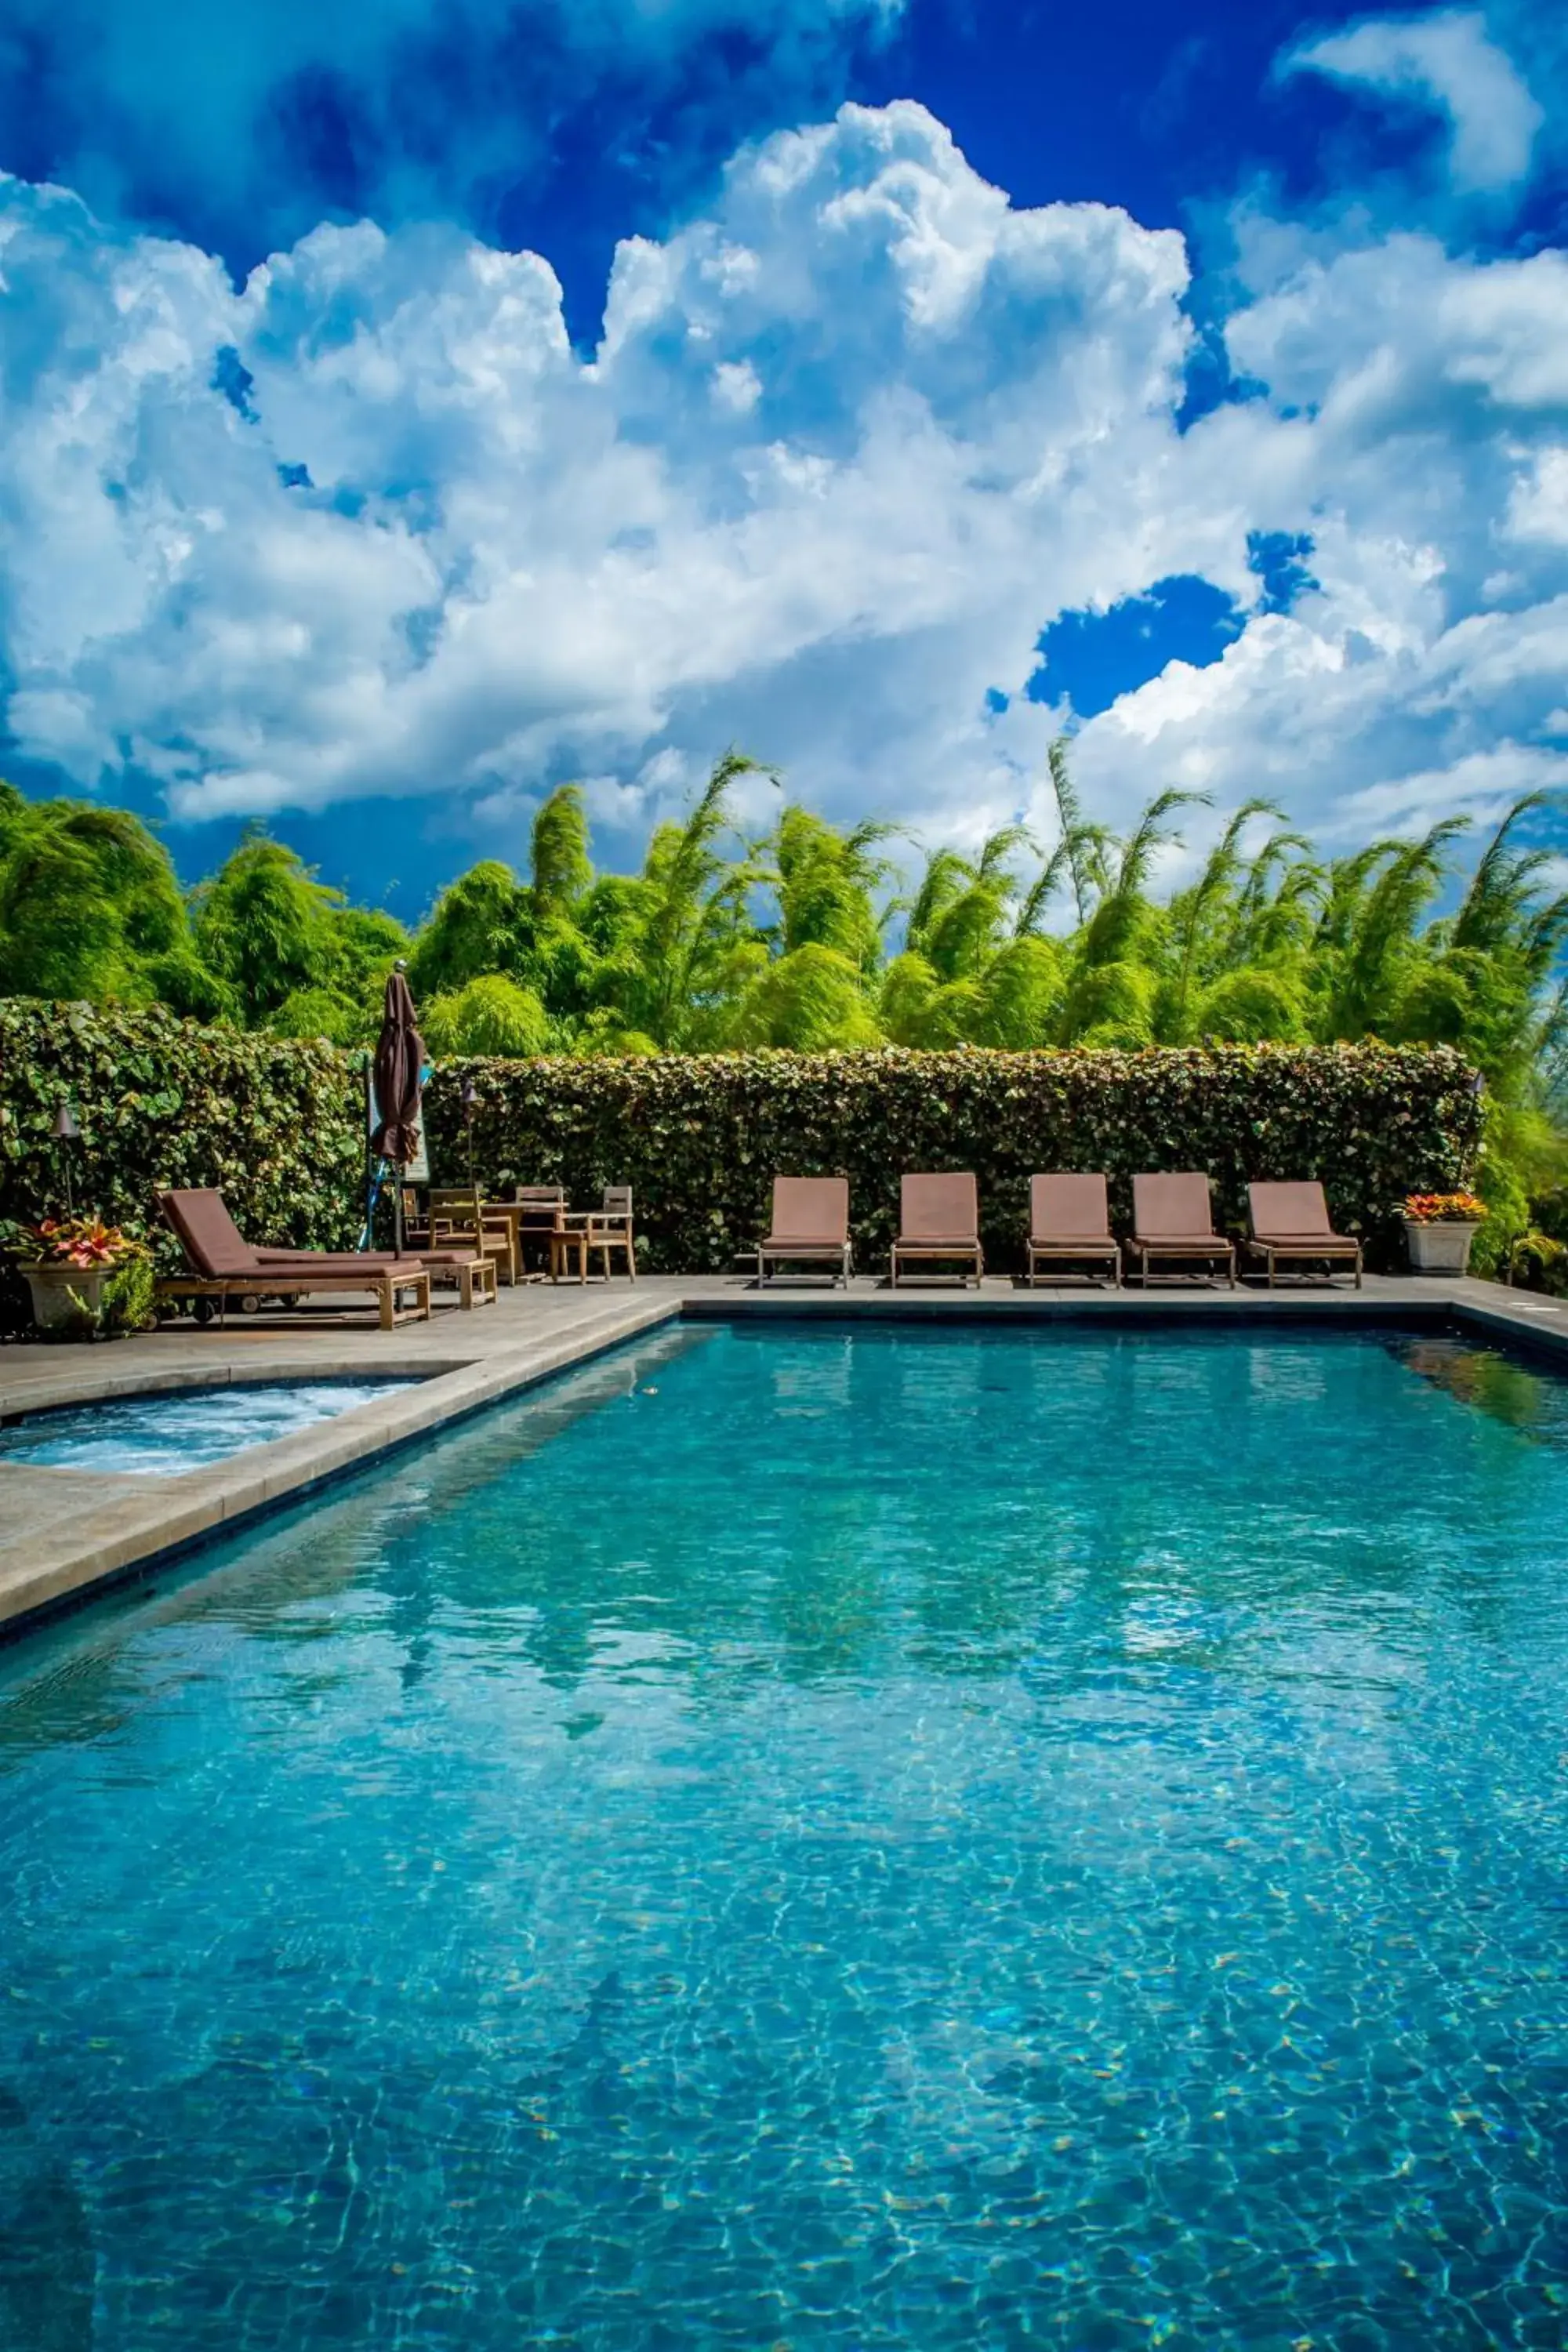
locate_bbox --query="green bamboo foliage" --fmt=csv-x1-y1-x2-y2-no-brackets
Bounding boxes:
2,751,1566,1123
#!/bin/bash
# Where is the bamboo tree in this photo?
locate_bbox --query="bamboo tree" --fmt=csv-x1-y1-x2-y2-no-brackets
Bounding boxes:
6,765,1568,1160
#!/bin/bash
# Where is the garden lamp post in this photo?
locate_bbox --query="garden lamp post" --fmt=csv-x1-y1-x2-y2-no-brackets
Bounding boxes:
461,1076,481,1184
53,1098,80,1217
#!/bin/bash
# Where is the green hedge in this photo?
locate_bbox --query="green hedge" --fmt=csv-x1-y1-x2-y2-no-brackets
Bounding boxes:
0,1013,1483,1319
424,1044,1484,1275
0,1000,362,1330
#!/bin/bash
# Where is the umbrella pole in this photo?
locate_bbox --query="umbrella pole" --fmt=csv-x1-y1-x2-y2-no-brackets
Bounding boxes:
363,1058,376,1245
394,1168,405,1258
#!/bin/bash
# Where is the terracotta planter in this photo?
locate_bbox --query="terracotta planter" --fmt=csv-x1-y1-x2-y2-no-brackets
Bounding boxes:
21,1264,109,1332
1403,1220,1479,1275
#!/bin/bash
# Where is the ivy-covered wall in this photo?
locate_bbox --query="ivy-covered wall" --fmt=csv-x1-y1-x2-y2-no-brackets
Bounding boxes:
2,1009,1483,1323
0,1000,363,1328
425,1043,1484,1276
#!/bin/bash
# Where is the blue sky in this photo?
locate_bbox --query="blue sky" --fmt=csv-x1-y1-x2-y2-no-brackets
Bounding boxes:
1,0,1565,909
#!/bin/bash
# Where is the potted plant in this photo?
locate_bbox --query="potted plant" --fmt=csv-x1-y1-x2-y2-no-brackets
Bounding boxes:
1401,1191,1486,1275
1,1214,154,1338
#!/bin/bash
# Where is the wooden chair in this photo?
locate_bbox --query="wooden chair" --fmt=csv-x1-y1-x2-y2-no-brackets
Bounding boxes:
586,1185,636,1281
400,1185,431,1249
395,1188,497,1308
427,1185,518,1286
550,1221,588,1283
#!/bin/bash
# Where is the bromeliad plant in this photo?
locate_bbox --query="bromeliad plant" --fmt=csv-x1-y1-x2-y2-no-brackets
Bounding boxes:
1402,1191,1487,1225
0,1214,157,1339
1,1212,147,1269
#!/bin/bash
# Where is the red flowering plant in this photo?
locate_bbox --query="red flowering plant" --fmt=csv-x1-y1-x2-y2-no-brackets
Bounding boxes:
0,1214,150,1269
1,1214,157,1338
1401,1192,1486,1225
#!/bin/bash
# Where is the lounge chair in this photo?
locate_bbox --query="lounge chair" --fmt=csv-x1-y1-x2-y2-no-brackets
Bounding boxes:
1245,1182,1363,1289
891,1172,984,1288
158,1187,436,1329
1127,1172,1235,1287
757,1177,853,1287
201,1189,495,1312
1026,1174,1120,1287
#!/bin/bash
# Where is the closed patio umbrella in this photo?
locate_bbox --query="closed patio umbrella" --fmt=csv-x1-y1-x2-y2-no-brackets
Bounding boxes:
371,966,426,1254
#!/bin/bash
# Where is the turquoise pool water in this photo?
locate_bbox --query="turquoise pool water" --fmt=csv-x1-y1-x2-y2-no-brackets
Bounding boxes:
2,1323,1567,2348
0,1379,420,1475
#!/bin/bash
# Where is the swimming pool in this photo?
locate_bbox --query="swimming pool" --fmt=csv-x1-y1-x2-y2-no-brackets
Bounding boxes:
1,1323,1566,2347
0,1378,423,1475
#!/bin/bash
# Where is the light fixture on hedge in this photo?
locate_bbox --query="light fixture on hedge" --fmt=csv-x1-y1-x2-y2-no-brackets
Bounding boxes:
52,1097,80,1216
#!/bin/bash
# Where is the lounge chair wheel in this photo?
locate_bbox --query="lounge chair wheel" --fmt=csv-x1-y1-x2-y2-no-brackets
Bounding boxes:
192,1298,218,1326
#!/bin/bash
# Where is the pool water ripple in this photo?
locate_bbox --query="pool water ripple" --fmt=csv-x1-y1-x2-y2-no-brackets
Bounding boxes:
1,1327,1567,2347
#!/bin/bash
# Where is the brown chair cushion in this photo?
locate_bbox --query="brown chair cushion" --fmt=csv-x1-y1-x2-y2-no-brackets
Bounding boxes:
1249,1181,1334,1240
160,1189,259,1278
1132,1172,1221,1243
1030,1173,1112,1242
899,1172,978,1243
1135,1233,1232,1250
1249,1232,1358,1250
767,1177,850,1247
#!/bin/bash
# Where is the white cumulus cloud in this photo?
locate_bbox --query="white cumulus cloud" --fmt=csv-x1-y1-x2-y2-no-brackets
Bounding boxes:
1284,8,1544,193
0,90,1566,883
1063,223,1568,854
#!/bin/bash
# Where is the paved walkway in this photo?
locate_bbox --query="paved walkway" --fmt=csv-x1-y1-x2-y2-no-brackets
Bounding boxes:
2,1269,1563,1637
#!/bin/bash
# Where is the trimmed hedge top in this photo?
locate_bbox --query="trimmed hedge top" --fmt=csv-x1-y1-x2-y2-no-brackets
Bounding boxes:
424,1043,1483,1275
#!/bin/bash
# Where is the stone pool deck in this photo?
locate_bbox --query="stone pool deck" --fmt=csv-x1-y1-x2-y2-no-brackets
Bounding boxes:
2,1269,1565,1637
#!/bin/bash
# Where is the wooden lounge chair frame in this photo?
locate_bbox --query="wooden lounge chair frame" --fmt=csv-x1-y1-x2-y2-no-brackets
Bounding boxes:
155,1267,430,1331
158,1187,435,1329
1025,1173,1120,1287
891,1172,984,1288
268,1230,492,1312
757,1177,853,1287
1244,1181,1363,1289
1126,1172,1236,1287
